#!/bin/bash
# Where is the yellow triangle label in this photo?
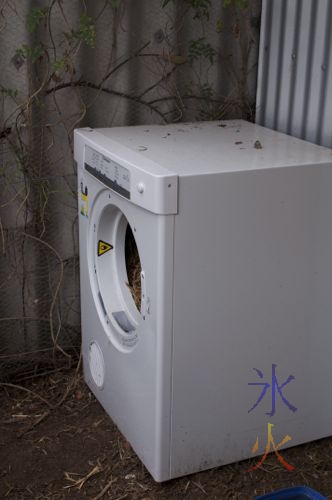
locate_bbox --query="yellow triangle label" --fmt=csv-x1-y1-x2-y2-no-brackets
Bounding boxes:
98,240,113,256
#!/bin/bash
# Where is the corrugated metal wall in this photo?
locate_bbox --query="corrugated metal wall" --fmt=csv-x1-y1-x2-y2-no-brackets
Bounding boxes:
0,0,261,378
256,0,332,148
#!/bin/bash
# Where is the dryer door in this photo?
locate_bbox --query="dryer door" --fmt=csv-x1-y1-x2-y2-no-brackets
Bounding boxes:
88,188,150,352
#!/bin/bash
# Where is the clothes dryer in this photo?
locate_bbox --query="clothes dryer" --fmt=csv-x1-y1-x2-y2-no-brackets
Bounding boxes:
74,120,332,481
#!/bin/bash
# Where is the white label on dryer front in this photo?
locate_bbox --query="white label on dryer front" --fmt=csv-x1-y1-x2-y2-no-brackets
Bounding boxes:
84,145,131,199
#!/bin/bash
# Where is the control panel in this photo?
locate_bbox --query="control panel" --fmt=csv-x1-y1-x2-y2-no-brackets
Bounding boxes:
85,145,131,199
74,128,178,215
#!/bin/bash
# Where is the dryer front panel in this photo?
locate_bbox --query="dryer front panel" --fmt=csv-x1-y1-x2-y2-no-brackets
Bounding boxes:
78,168,174,481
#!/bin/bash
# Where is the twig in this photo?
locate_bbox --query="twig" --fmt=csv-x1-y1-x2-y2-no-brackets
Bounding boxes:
64,464,103,490
99,41,151,87
149,94,227,105
192,480,207,495
46,80,167,122
0,382,54,409
138,66,177,99
18,410,50,438
92,477,117,500
0,316,54,323
22,232,69,361
16,367,71,382
0,215,5,254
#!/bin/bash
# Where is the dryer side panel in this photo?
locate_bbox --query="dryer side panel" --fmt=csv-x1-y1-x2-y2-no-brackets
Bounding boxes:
170,164,332,478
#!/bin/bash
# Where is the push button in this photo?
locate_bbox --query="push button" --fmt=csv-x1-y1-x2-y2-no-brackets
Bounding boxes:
137,182,145,194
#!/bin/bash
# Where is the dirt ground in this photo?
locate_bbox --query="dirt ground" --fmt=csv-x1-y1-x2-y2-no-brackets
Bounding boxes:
1,370,331,500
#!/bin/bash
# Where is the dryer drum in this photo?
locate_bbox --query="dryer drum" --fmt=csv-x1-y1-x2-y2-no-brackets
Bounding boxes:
124,224,141,312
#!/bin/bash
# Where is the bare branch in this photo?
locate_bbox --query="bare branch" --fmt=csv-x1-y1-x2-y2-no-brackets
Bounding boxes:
46,80,168,122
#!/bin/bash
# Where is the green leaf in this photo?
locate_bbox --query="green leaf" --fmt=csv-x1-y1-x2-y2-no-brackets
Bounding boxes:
216,19,224,32
78,13,96,47
188,37,216,65
16,44,44,63
52,59,66,71
188,0,211,20
237,0,249,9
109,0,122,7
27,7,48,33
223,0,249,9
199,82,213,98
1,88,18,98
184,81,194,97
67,13,96,48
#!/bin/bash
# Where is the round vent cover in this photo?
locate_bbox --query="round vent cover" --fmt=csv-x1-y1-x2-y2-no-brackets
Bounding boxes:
89,342,105,388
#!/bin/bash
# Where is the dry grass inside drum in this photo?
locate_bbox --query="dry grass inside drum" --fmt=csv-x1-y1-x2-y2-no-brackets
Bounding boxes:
125,225,141,312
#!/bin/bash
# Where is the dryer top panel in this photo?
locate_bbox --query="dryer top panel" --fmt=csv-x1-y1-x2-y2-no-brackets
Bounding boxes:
95,119,332,176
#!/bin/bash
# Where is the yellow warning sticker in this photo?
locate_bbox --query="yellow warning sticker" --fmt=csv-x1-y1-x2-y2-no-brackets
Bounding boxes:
98,240,113,256
80,182,89,217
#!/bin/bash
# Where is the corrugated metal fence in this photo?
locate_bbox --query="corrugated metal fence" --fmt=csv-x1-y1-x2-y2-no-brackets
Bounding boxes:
0,0,261,379
256,0,332,148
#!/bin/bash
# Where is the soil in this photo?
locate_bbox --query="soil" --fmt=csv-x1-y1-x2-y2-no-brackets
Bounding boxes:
1,370,332,500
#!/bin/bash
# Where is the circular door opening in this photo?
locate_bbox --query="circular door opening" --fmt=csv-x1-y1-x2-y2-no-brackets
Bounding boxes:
89,195,143,351
125,224,141,312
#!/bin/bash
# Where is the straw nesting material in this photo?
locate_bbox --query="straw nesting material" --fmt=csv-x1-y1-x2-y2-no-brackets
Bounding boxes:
125,226,141,311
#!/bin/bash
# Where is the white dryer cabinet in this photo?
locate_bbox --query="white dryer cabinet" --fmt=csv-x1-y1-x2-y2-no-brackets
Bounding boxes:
74,120,332,481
